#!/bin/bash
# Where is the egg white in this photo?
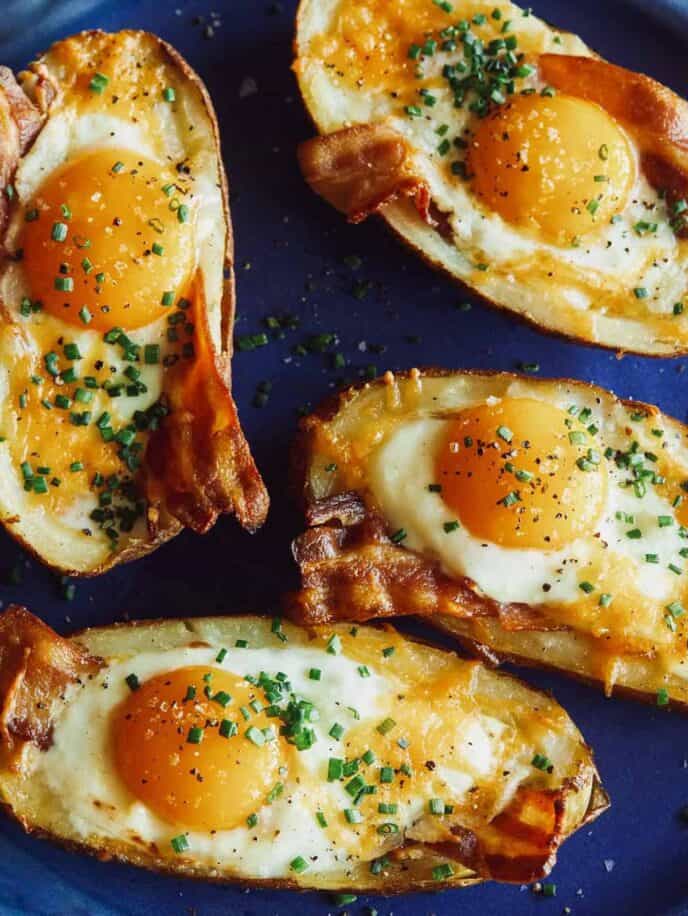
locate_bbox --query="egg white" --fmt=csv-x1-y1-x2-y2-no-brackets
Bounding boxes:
368,381,684,615
28,639,530,878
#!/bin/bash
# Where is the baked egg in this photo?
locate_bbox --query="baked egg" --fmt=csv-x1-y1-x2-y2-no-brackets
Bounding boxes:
296,0,688,354
0,607,606,891
291,369,688,708
0,30,268,575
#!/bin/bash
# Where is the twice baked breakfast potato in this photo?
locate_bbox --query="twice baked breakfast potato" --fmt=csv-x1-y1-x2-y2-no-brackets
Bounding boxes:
0,606,606,892
289,369,688,709
295,0,688,355
0,30,268,575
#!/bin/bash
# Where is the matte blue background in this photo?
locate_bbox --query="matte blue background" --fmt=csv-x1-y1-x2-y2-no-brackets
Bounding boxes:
0,1,686,914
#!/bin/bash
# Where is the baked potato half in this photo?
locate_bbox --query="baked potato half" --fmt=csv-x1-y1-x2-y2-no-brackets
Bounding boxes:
0,30,268,576
0,606,606,893
295,0,688,355
289,369,688,710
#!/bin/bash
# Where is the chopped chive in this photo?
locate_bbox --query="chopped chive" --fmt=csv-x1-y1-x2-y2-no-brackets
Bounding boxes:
187,726,203,744
219,719,237,738
377,718,396,736
532,753,553,771
327,759,344,781
51,221,68,242
144,344,160,364
266,782,284,803
326,634,342,655
432,863,454,881
89,72,109,93
345,775,366,798
212,690,232,707
429,798,445,815
170,834,189,854
378,802,398,815
245,726,266,746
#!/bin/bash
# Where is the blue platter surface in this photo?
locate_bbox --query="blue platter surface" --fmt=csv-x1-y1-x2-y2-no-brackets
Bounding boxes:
0,1,687,914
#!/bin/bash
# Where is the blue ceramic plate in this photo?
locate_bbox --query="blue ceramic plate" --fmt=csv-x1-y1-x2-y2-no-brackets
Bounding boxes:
0,2,687,914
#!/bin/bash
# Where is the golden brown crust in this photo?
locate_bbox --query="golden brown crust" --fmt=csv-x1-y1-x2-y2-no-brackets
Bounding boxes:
151,33,236,359
0,67,45,246
432,617,688,715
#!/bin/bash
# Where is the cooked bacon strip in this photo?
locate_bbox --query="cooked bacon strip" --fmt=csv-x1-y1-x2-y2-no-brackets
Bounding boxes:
0,606,100,765
305,491,367,528
288,496,566,632
539,54,688,227
298,122,432,224
0,67,45,239
421,786,568,883
401,775,607,884
144,274,269,534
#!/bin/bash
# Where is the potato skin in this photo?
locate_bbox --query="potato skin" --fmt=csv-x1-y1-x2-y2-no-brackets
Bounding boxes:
294,1,688,357
0,30,268,576
0,608,607,893
288,368,688,710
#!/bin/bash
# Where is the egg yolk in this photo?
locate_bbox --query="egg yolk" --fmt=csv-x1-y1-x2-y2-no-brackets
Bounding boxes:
112,666,282,831
435,398,607,549
468,93,635,244
20,149,195,332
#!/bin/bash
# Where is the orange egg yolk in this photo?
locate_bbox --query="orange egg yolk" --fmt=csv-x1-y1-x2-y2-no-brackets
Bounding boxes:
20,149,195,332
468,93,635,244
112,666,282,831
435,398,607,549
